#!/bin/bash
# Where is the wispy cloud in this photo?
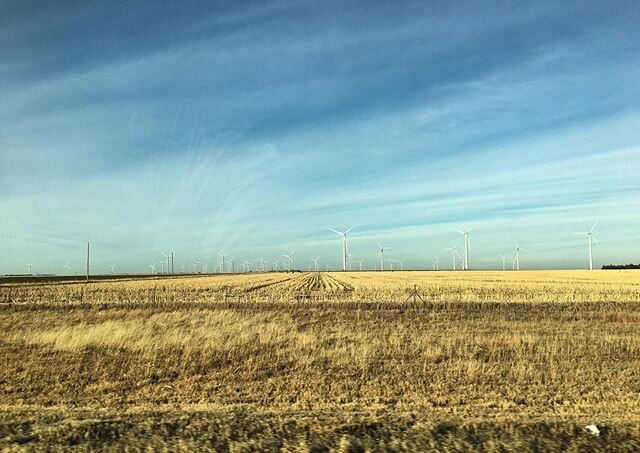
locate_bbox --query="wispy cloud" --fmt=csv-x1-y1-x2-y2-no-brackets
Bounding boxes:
1,0,639,273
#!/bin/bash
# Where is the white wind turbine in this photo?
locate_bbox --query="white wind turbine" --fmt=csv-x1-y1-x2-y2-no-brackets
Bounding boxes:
282,251,295,271
202,263,209,273
243,261,252,272
513,240,526,271
158,260,165,274
181,263,185,274
63,262,72,275
192,259,200,273
218,252,228,274
499,254,508,271
398,258,406,271
26,263,33,275
260,259,267,272
355,259,364,271
310,257,320,272
432,257,441,271
377,242,391,271
161,253,171,274
149,263,156,274
329,224,357,271
574,221,599,271
110,264,117,274
228,259,235,273
454,227,474,270
272,261,278,272
445,242,459,271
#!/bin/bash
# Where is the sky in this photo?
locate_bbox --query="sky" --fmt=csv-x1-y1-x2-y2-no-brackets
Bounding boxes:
1,0,639,274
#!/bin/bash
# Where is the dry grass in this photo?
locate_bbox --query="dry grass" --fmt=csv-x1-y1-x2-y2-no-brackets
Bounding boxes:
1,270,639,450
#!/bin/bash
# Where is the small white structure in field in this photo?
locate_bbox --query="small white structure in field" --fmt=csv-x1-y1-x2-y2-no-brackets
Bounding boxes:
585,425,600,436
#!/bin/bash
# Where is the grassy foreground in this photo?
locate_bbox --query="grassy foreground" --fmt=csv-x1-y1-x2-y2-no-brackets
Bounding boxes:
1,271,639,451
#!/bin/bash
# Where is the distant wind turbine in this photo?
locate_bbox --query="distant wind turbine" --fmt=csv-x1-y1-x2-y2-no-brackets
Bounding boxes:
311,257,320,272
432,257,441,271
377,242,391,271
445,242,459,271
454,227,474,270
574,221,599,270
110,264,116,274
26,263,33,275
513,240,526,271
499,255,508,271
149,263,156,274
63,262,72,275
329,224,357,271
161,253,171,275
282,251,295,271
218,253,228,274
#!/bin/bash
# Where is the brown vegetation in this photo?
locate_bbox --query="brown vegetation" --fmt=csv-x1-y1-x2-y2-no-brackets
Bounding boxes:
1,271,639,450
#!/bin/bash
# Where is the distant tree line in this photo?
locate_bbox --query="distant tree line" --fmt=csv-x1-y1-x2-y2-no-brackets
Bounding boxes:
602,264,640,270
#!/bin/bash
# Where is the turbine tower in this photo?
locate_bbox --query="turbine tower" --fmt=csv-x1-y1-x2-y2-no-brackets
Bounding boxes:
311,257,320,272
377,242,391,271
26,263,33,275
445,242,459,271
499,255,507,271
110,264,116,274
218,252,228,274
329,224,357,271
454,227,474,270
161,253,171,275
282,251,295,271
574,221,599,271
513,240,526,271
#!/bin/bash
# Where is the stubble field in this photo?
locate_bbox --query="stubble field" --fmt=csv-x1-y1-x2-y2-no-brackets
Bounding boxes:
1,270,639,451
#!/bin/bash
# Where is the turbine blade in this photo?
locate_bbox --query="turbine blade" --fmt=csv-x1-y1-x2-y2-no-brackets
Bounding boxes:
590,220,599,233
345,224,358,234
328,228,343,235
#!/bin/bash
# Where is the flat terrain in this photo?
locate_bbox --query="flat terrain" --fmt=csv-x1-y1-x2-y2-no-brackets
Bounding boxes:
1,271,639,451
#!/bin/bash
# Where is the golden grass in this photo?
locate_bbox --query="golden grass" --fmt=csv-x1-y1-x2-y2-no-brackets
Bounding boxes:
1,270,640,450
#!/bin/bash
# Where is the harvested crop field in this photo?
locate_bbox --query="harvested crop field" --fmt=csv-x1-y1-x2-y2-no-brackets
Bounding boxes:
1,270,639,451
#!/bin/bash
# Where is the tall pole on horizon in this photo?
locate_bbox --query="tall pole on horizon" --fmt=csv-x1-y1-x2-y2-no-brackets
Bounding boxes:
86,241,90,282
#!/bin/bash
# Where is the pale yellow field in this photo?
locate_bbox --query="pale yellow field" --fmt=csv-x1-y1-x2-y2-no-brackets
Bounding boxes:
1,270,639,450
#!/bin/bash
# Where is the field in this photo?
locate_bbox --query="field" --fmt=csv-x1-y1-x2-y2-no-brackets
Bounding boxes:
1,270,640,451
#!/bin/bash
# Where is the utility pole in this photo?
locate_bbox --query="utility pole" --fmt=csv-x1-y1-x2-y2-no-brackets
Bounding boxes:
86,241,90,282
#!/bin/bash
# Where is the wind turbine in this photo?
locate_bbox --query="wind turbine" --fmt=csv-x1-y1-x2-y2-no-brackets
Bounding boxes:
377,242,391,271
26,263,33,275
329,224,357,271
398,258,406,271
574,221,599,270
161,253,171,274
260,259,267,272
282,251,295,271
513,240,526,271
110,264,116,274
192,259,200,273
228,259,235,273
218,253,228,274
63,263,72,275
454,227,474,270
355,259,364,271
181,263,185,274
389,259,395,271
272,261,278,272
159,260,165,274
311,257,320,272
203,263,208,273
445,242,459,271
499,255,507,271
432,257,441,271
149,263,156,274
243,261,252,272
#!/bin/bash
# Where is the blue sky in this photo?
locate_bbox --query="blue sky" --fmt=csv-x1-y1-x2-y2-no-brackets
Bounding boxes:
1,0,639,273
